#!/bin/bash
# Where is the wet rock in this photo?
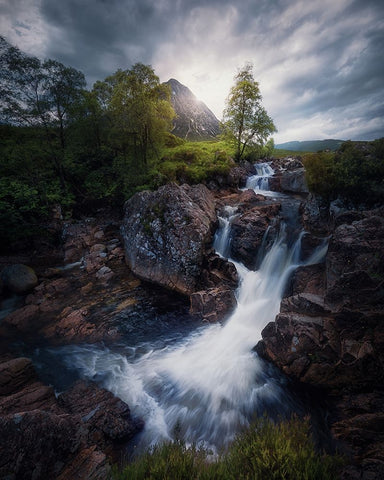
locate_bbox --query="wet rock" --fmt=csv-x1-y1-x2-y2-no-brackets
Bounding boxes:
56,446,110,480
1,264,38,294
190,286,237,322
286,263,326,297
58,380,144,446
0,357,143,480
121,183,216,295
230,203,280,269
200,249,239,289
2,304,40,332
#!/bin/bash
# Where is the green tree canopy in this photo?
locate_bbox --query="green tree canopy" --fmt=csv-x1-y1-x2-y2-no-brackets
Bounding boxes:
92,63,175,168
222,63,276,161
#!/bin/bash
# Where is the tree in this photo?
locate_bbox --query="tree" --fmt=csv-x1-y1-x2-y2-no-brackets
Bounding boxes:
93,63,175,168
0,37,86,187
222,63,276,161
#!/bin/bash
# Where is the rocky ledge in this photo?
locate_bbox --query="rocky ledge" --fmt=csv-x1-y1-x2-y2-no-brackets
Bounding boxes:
0,356,143,480
257,205,384,479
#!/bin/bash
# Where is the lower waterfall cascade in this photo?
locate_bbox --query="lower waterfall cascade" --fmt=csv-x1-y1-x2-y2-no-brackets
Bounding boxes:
31,162,329,454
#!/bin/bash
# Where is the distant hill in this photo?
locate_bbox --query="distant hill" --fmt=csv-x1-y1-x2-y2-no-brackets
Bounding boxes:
275,139,345,152
165,78,220,140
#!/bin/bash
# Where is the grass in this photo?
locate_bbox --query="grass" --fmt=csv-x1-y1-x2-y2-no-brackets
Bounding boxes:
158,138,235,184
113,416,344,480
272,148,310,157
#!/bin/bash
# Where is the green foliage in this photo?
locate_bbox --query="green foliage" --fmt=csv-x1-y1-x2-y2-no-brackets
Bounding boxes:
302,152,336,199
114,417,343,480
222,63,276,161
303,139,384,205
92,63,175,168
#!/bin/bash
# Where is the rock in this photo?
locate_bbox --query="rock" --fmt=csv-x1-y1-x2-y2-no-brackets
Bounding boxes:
230,203,280,269
0,357,36,396
2,304,40,332
0,410,83,480
96,266,114,283
190,286,237,322
56,446,110,480
200,249,239,289
301,193,330,234
280,168,309,193
121,183,216,295
0,357,143,480
58,380,144,446
326,214,384,308
1,264,38,294
286,263,326,297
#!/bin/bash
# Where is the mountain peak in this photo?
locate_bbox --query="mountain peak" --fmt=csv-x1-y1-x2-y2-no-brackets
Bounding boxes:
165,78,220,140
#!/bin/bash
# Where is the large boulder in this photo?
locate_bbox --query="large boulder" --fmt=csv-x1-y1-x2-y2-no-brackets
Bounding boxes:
280,168,308,194
1,264,38,294
121,183,216,295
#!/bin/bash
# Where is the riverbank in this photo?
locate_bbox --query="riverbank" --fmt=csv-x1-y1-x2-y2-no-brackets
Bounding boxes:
1,156,383,479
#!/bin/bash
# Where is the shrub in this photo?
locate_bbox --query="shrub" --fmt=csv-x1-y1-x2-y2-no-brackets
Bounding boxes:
114,417,343,480
302,139,384,206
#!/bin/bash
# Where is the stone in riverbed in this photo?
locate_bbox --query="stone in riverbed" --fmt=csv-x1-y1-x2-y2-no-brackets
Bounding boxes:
1,264,38,294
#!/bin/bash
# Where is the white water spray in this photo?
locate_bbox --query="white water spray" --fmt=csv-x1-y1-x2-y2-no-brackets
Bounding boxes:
246,162,274,192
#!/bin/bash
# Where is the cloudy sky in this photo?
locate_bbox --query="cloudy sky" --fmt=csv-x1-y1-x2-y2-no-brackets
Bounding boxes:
1,0,384,143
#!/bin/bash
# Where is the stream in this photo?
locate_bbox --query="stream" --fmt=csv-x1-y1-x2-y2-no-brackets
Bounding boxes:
26,163,329,455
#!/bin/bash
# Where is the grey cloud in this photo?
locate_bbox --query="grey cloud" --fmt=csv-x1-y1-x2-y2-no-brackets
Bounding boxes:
3,0,384,141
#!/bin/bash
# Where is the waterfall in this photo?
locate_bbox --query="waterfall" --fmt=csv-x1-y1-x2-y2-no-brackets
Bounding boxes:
246,162,274,192
213,205,238,259
33,163,329,454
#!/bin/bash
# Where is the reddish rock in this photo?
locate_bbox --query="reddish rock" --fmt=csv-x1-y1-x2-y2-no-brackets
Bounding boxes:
326,214,384,309
287,263,326,297
58,380,144,446
2,304,40,332
56,446,110,480
0,357,37,396
0,410,83,480
230,203,280,269
0,357,143,480
190,286,237,322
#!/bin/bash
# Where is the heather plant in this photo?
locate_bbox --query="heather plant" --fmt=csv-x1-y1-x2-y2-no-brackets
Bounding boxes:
114,416,343,480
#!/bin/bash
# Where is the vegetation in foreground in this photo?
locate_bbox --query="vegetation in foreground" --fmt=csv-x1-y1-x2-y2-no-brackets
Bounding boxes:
114,417,343,480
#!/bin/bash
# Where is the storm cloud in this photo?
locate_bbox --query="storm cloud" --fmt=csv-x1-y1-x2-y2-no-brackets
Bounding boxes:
1,0,383,142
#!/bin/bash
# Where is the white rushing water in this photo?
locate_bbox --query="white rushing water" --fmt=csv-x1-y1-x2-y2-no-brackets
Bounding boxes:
245,162,275,193
43,162,328,453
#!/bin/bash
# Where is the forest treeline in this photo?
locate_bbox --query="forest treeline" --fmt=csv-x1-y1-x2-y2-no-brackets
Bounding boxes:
1,36,383,252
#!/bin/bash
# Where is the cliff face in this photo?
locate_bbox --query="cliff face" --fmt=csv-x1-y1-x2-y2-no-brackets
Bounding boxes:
165,78,220,140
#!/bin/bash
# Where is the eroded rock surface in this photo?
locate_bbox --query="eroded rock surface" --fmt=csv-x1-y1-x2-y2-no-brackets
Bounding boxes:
0,356,142,480
257,206,384,478
121,183,216,295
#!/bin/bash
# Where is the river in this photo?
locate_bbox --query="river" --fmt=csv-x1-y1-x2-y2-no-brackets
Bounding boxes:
27,162,329,455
